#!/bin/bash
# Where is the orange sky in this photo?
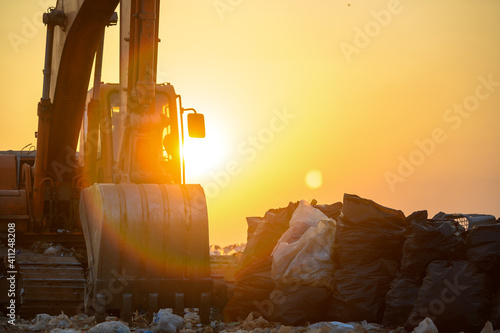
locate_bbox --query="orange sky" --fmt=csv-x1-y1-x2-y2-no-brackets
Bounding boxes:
1,0,499,245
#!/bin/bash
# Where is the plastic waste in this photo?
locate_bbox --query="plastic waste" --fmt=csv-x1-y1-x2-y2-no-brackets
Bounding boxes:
273,219,336,289
412,317,438,333
466,224,500,271
480,321,494,333
383,275,421,326
334,194,407,267
224,202,298,321
151,310,184,333
89,321,131,333
401,211,465,281
308,321,355,333
406,260,493,333
271,285,331,326
328,258,398,323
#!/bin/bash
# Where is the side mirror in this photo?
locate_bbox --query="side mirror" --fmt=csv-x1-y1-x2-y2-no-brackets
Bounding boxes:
187,113,206,138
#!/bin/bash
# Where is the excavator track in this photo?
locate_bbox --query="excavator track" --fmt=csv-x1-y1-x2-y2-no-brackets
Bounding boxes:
17,252,85,317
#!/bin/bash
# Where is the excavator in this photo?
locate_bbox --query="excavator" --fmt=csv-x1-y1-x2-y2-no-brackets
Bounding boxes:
0,0,214,323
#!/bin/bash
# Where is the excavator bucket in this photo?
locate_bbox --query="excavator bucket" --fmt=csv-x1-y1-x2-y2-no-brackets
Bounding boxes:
79,183,212,322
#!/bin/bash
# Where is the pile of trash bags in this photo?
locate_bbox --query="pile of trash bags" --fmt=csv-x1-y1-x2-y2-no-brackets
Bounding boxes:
383,210,466,327
224,193,500,333
224,200,342,325
329,194,406,323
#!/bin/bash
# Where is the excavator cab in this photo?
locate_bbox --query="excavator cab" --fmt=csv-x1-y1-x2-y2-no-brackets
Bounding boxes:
80,83,189,186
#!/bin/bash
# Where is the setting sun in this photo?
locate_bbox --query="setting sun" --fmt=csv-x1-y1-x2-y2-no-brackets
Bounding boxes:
183,126,228,181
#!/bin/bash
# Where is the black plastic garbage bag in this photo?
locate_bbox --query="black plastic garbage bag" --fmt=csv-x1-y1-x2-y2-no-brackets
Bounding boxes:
405,260,493,333
335,222,406,267
239,202,298,269
245,216,263,241
271,285,331,326
490,283,500,330
489,273,500,330
334,194,407,267
225,202,298,321
224,257,275,321
341,194,406,230
328,258,399,323
466,224,500,271
400,211,465,281
383,275,421,326
313,202,342,220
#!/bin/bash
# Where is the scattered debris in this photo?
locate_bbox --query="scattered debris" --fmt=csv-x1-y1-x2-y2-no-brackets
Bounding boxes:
43,245,61,255
48,313,72,329
309,321,349,331
240,313,272,330
210,244,246,256
151,310,185,333
412,317,438,333
481,321,494,333
70,313,96,330
184,310,201,329
50,329,80,333
26,313,52,331
88,320,131,333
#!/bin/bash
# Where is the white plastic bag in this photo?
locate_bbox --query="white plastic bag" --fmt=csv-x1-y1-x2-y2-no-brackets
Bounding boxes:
280,219,336,289
412,317,438,333
289,200,329,228
271,200,336,288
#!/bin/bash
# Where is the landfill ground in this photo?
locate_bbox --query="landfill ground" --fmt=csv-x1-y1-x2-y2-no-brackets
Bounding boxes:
0,248,496,333
0,304,497,333
2,195,500,333
0,310,407,333
0,244,401,333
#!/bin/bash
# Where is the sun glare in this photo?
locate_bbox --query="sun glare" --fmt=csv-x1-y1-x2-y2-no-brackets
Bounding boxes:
183,131,227,181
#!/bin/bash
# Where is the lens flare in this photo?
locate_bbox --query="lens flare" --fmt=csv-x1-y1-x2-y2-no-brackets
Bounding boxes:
305,169,323,189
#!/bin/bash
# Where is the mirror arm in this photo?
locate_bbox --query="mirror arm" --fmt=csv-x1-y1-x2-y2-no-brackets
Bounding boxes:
182,108,197,114
178,94,198,115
